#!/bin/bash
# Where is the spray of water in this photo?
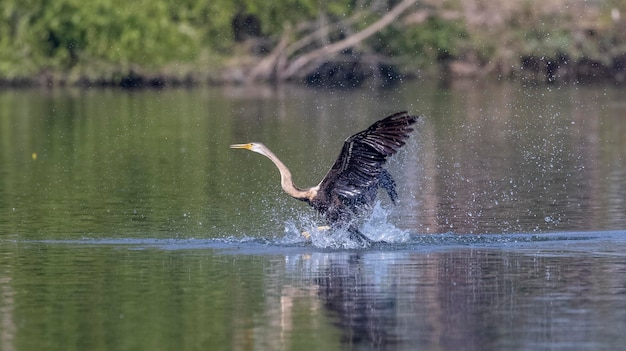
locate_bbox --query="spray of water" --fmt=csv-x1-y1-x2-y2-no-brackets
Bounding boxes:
279,201,410,248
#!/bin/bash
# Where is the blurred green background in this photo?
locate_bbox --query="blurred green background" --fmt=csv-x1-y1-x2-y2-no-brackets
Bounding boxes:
1,0,625,85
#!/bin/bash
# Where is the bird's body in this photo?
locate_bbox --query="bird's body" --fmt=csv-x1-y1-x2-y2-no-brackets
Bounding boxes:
230,111,418,244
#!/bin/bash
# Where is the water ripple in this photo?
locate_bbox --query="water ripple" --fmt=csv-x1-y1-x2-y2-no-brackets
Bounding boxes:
10,230,625,257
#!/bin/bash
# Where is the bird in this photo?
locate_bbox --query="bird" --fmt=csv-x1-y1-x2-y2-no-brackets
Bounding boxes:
230,111,418,245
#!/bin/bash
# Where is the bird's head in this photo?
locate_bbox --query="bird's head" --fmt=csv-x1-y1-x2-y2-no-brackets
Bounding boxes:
229,142,268,156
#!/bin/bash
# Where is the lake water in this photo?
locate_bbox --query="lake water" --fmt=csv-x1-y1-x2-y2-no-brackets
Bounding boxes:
1,81,625,350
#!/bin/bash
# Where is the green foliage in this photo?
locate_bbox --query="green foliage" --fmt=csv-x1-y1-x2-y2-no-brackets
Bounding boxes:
0,0,221,79
0,0,298,78
520,27,571,57
0,0,365,82
170,0,237,50
373,16,468,65
1,0,623,84
241,0,317,34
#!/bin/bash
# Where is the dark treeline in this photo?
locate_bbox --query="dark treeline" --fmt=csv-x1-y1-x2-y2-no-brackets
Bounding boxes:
1,0,625,87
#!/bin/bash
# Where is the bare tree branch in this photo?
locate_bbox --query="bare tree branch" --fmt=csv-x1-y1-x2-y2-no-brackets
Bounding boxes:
279,0,418,80
284,10,367,58
245,0,417,83
246,29,292,82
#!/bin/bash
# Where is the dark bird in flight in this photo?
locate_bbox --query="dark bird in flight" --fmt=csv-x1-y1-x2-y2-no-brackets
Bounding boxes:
230,111,418,244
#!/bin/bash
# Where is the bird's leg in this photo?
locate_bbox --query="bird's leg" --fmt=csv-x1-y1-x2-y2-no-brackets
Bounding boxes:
301,225,330,240
348,226,374,246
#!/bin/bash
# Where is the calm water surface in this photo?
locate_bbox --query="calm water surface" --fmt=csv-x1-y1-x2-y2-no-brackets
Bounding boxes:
1,81,625,350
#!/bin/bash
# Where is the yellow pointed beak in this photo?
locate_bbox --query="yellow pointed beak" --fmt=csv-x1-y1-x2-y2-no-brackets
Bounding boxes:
230,143,253,150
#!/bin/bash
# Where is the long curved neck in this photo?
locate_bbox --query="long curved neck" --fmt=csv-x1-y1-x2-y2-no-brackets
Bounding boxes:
260,147,316,201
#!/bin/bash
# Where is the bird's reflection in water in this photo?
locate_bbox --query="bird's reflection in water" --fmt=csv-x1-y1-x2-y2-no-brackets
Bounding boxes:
256,245,626,350
309,250,539,350
316,253,397,349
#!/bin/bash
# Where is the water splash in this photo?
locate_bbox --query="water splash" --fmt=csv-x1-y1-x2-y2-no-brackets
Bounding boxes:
281,220,365,249
280,201,410,249
361,202,411,243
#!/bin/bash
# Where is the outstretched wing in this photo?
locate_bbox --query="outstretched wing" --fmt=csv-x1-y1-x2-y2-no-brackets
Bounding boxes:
316,111,418,222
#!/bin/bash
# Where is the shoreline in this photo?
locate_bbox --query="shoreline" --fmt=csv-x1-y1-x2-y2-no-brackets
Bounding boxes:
2,55,624,90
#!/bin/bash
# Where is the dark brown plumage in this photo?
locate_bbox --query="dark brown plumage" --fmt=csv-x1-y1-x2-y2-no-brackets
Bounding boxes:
230,111,418,244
